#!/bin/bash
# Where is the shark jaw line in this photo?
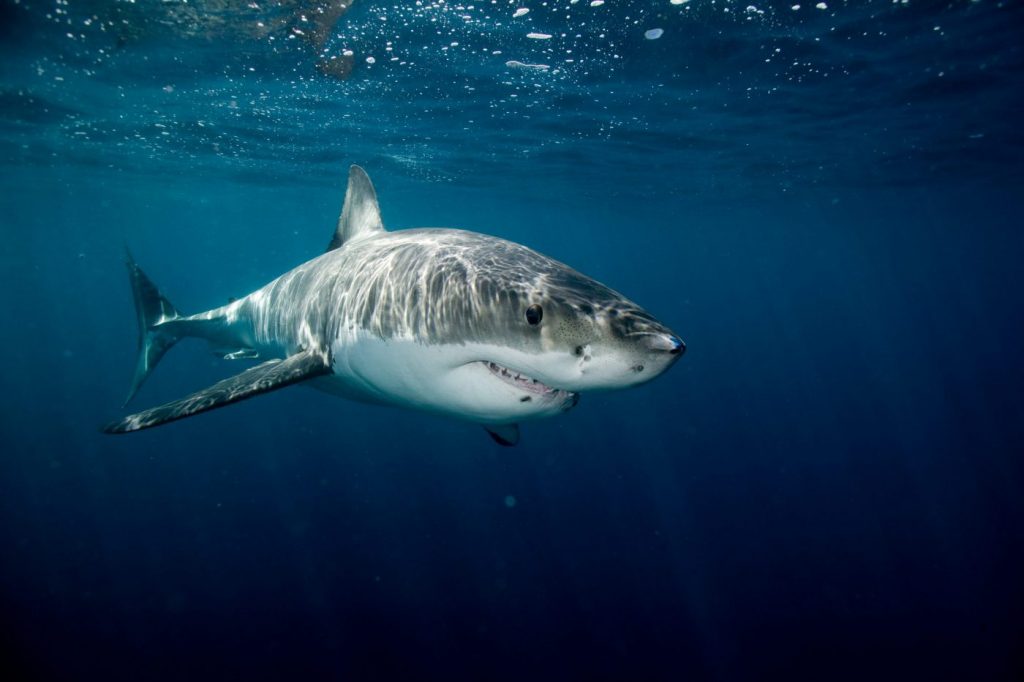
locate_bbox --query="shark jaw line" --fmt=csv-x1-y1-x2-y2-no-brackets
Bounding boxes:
481,360,576,400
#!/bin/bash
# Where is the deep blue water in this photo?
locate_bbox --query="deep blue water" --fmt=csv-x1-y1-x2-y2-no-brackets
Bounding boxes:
2,0,1023,679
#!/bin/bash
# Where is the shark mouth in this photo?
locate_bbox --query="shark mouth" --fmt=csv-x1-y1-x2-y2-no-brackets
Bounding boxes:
484,361,573,400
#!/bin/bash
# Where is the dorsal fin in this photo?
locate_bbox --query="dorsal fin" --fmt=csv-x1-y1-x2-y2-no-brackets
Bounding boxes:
327,165,385,251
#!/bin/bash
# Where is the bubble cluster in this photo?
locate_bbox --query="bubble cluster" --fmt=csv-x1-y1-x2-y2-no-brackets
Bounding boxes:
1,0,1018,195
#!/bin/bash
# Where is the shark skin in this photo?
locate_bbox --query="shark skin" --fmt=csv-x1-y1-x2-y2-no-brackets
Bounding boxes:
104,166,686,444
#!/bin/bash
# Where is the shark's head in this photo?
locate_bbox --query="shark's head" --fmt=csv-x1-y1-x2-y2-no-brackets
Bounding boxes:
515,273,685,392
457,244,685,404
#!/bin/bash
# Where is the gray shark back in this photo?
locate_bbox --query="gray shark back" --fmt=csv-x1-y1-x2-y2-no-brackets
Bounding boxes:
241,228,663,353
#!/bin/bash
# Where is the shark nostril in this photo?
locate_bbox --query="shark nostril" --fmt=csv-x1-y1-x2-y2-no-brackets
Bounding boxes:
643,334,686,354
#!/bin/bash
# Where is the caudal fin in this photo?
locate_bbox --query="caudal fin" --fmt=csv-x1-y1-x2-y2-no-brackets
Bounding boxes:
123,249,183,406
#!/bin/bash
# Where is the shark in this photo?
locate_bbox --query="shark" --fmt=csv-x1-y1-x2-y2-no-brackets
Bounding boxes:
104,166,685,445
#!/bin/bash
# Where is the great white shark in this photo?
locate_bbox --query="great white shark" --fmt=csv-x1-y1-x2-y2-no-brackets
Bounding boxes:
104,166,685,445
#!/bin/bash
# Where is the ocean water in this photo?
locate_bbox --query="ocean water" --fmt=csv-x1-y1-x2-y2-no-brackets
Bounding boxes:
1,0,1023,679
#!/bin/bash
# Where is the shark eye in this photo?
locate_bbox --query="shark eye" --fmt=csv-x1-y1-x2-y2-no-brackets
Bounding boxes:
525,304,543,326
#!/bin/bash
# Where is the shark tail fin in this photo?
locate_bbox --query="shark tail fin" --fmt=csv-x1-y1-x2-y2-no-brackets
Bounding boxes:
124,249,183,406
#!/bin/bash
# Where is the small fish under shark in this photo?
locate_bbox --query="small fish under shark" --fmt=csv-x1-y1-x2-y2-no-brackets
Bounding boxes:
104,166,685,445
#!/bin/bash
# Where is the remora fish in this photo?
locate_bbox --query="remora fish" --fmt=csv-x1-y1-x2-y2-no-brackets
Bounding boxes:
104,166,685,445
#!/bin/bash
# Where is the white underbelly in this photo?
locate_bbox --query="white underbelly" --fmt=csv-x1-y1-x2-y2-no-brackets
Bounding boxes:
326,332,575,425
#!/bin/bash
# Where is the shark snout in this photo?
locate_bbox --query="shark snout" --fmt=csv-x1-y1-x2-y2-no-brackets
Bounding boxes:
641,333,686,356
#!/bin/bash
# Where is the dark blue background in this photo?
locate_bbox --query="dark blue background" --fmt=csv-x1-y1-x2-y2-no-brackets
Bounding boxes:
3,171,1022,680
2,0,1023,679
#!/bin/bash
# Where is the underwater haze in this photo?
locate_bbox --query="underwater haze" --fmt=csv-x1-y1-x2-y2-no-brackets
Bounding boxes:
1,0,1023,679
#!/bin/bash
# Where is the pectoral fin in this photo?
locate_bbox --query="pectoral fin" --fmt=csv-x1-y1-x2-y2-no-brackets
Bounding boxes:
104,349,332,434
485,424,520,447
